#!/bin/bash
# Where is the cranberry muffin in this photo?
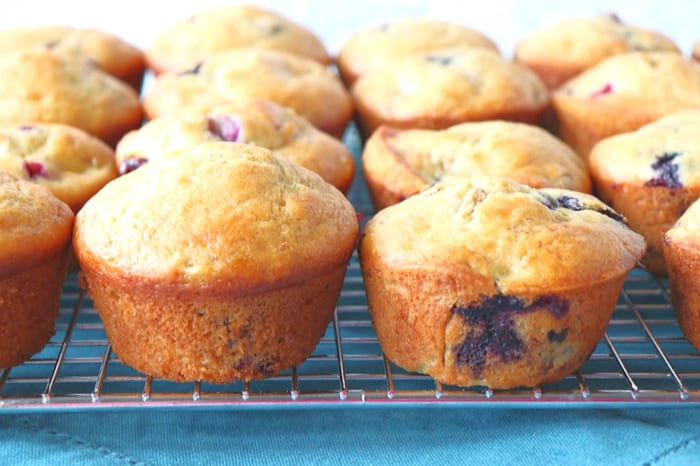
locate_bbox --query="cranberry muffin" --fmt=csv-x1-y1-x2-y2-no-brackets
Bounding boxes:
143,49,352,138
363,121,591,210
0,172,74,369
351,48,549,139
0,26,145,90
74,143,359,383
337,17,498,86
145,4,329,74
116,99,354,193
515,14,679,89
552,51,700,158
360,178,645,389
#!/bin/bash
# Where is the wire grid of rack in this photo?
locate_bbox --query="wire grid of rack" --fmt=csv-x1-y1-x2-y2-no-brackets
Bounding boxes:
2,126,700,412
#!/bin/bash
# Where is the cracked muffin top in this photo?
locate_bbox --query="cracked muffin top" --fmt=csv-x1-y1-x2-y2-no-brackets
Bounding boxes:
0,123,117,212
145,4,329,74
360,178,645,291
515,14,679,89
337,17,498,85
116,99,354,193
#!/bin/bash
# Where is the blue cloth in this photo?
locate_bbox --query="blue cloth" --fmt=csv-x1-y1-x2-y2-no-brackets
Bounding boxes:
1,408,699,465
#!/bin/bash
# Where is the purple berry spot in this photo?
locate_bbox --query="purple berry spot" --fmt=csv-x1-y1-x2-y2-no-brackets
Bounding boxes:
590,83,614,98
268,24,284,35
452,294,570,377
119,157,148,175
179,62,202,76
207,115,242,142
426,54,453,66
547,328,569,343
645,152,682,188
540,193,625,223
23,161,48,179
18,125,35,131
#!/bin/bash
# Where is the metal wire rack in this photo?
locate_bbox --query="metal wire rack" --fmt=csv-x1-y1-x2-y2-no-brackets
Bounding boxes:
2,126,700,411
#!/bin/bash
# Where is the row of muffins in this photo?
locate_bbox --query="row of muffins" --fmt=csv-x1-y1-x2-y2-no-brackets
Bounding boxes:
1,5,700,391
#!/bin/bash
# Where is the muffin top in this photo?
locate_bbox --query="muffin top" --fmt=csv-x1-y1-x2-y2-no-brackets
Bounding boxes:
0,26,144,87
0,123,117,212
0,171,74,276
145,4,329,74
365,121,591,195
74,143,359,295
337,17,498,85
360,178,645,291
589,109,700,187
666,196,700,243
0,49,142,146
142,48,351,137
351,48,549,132
116,99,354,192
553,52,700,117
515,15,679,88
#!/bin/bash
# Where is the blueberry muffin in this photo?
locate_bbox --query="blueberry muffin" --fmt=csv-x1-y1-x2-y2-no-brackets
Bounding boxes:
0,50,142,147
0,26,145,90
0,172,74,369
351,48,549,139
552,51,700,158
143,49,352,138
359,178,645,389
74,142,359,383
145,4,329,74
363,121,591,210
337,17,498,86
515,14,679,89
116,99,354,193
0,123,117,212
589,109,700,274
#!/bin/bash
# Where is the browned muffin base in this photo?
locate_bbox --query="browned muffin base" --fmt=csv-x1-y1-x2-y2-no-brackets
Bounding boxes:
83,266,347,383
362,265,624,389
664,239,700,349
0,250,69,369
595,182,700,275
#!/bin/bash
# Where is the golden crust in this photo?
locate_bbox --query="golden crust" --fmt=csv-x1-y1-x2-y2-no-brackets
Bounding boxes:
363,122,590,210
145,4,329,74
116,99,354,193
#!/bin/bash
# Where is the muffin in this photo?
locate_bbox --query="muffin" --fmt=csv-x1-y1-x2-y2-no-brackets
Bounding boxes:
74,142,359,383
552,51,700,158
363,121,591,210
145,4,329,74
0,49,142,147
0,26,145,90
0,123,117,212
359,178,645,389
0,172,74,369
143,49,352,138
515,14,679,89
694,42,700,62
116,99,354,193
351,48,549,139
337,17,498,86
589,110,700,275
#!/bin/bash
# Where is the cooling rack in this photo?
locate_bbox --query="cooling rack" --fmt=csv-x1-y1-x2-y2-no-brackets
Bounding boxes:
2,126,700,412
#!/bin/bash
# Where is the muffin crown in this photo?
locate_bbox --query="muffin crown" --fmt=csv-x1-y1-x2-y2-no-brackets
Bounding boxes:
361,178,645,291
75,143,358,294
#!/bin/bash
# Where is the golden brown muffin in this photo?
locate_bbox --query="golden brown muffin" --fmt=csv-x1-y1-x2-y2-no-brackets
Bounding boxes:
0,172,74,369
0,123,117,212
143,49,352,138
552,51,700,158
359,178,645,389
515,14,680,89
74,142,359,383
589,110,700,275
363,121,591,210
0,26,145,90
145,4,330,74
351,48,549,139
337,17,498,86
0,50,142,147
116,99,354,193
664,198,700,350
